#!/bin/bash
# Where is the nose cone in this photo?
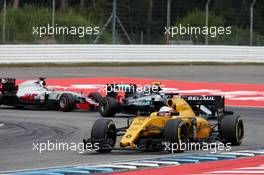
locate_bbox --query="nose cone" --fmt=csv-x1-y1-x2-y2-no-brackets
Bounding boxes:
120,117,151,149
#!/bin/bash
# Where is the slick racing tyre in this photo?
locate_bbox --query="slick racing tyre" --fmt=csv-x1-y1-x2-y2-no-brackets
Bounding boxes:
58,93,76,112
91,119,117,153
163,119,188,153
220,115,244,146
88,92,103,103
99,97,118,117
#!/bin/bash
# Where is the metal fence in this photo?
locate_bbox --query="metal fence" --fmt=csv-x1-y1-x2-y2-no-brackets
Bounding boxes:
0,0,264,45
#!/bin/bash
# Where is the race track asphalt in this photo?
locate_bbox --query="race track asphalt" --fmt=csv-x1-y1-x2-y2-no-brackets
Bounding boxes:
0,65,263,84
0,66,263,172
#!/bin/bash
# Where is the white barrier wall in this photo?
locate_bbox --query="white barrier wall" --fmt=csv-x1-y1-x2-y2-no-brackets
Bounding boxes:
0,45,263,63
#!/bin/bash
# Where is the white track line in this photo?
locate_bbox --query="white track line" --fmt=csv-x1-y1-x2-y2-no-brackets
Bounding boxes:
116,162,159,167
221,152,255,156
140,160,180,165
91,164,137,170
237,150,264,154
240,167,264,170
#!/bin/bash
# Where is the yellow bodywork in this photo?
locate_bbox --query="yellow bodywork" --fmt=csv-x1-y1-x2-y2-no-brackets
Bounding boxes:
120,97,212,149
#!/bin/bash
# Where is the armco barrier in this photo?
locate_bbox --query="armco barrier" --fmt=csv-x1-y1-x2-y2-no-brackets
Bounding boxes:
0,45,263,64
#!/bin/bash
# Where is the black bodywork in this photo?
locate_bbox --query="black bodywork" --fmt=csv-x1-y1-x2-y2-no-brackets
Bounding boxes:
99,83,178,117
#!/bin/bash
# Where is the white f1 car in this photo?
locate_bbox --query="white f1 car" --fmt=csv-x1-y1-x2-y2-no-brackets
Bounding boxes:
0,78,102,112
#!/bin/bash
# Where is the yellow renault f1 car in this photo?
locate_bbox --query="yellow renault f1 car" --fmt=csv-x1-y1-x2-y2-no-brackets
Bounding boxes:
83,95,244,153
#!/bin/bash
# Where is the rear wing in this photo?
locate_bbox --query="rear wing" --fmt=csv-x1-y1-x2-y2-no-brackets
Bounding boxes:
0,78,17,94
181,95,225,118
0,78,16,83
181,95,224,105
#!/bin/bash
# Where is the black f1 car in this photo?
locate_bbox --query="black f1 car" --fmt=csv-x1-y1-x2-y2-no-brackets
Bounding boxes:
84,95,244,153
0,78,102,112
98,83,178,117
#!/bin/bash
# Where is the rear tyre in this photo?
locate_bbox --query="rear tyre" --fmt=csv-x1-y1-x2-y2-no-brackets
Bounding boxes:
88,92,103,103
99,97,118,117
58,93,76,112
220,115,244,146
163,119,188,153
91,119,117,153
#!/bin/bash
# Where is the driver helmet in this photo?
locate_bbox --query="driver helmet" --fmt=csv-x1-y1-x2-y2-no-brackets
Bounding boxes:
159,106,173,117
40,80,45,87
35,79,46,87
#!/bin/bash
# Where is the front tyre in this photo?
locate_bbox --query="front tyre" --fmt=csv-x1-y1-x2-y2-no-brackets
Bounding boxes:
163,119,188,153
91,119,117,153
220,115,244,146
99,97,118,117
58,93,76,112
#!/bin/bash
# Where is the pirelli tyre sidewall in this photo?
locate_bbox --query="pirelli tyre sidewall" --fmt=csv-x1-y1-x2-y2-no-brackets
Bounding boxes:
58,93,76,112
91,119,117,153
99,97,118,117
220,115,244,146
163,119,188,153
